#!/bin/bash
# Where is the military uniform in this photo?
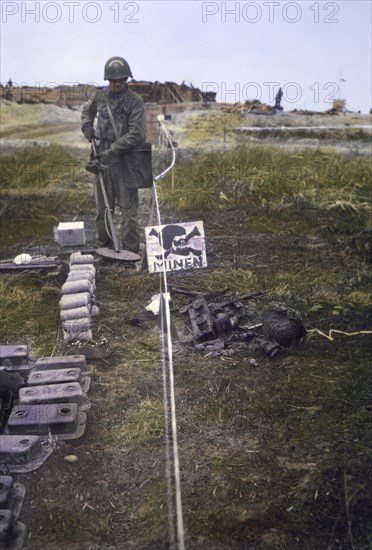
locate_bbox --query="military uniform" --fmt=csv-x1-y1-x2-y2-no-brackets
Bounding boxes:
81,85,146,252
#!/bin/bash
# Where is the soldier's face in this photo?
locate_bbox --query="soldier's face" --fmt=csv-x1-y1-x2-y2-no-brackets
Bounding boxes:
109,78,127,94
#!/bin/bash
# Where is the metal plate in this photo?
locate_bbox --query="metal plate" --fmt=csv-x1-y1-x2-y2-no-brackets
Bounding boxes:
0,346,28,367
0,435,53,473
27,368,82,386
19,383,84,407
34,355,87,371
0,477,25,520
6,403,80,436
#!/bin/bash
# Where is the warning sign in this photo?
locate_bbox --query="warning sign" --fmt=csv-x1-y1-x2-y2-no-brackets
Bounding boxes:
145,221,207,273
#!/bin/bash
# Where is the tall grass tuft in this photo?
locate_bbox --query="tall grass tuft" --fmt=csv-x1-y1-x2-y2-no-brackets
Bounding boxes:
159,144,371,228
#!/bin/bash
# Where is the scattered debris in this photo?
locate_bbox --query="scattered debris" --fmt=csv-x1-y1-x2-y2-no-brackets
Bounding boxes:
262,307,307,346
0,80,217,107
307,328,372,342
134,287,306,359
63,455,78,463
223,100,274,114
145,293,171,315
0,475,26,550
178,289,287,357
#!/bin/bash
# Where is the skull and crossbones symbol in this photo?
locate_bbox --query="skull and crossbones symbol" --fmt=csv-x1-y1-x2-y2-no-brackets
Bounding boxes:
149,224,202,260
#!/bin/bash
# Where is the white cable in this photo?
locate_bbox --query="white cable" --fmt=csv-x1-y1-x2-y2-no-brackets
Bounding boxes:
147,119,175,227
159,291,176,550
152,118,185,550
155,118,176,181
153,183,185,550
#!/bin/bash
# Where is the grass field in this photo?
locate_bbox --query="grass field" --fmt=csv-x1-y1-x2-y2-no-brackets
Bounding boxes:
0,109,371,549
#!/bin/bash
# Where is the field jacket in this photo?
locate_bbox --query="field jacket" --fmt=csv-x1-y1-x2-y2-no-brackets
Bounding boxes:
81,86,147,186
81,86,146,150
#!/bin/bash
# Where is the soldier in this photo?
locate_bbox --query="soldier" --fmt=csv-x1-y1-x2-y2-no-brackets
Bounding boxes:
81,56,146,253
274,87,283,111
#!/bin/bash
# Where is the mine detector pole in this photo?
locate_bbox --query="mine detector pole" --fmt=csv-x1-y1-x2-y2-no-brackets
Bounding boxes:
91,138,119,251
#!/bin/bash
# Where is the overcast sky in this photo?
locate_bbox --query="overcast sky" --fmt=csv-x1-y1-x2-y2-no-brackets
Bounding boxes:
1,0,371,112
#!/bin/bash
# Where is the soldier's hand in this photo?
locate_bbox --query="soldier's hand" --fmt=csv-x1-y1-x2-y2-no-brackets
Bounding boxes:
82,124,95,142
98,149,116,168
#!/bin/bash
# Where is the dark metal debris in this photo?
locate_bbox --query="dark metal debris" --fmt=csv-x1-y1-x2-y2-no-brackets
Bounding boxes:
176,289,305,358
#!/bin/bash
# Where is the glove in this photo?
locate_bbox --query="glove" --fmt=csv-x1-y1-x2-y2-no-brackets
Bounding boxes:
82,123,95,142
98,149,116,168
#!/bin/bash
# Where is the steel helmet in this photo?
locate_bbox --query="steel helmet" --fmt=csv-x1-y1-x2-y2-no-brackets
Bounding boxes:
104,56,133,80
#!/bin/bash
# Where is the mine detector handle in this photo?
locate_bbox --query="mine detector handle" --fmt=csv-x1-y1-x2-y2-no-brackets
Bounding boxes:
91,138,120,252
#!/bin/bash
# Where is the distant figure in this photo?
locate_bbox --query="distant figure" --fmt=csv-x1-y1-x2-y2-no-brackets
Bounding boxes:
274,87,283,110
6,79,13,88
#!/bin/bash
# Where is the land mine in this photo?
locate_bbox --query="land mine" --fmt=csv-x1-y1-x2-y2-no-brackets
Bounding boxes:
0,82,371,549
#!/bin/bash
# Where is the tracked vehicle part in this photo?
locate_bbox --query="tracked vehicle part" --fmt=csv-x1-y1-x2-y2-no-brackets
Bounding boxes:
188,297,215,341
213,313,239,338
0,509,13,544
0,371,23,396
195,338,225,352
0,392,13,416
0,479,26,550
0,478,13,507
0,371,23,428
34,355,87,372
0,435,53,473
0,476,25,519
27,368,91,393
19,382,88,409
0,510,26,550
262,308,306,346
0,346,28,368
64,341,113,360
6,403,86,440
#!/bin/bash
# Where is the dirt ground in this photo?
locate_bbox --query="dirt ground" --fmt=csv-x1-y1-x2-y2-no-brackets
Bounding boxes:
0,100,371,549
